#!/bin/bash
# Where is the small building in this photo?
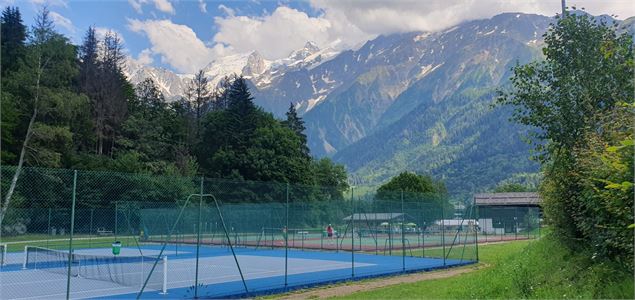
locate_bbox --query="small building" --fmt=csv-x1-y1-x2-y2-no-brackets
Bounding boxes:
342,213,417,235
342,213,413,225
474,192,542,234
412,219,478,234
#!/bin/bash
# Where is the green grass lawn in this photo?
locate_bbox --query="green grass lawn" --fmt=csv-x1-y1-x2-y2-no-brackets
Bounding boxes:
333,237,634,299
1,235,141,252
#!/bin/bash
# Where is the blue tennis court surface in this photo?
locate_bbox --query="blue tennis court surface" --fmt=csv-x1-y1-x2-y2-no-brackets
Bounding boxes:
0,244,475,299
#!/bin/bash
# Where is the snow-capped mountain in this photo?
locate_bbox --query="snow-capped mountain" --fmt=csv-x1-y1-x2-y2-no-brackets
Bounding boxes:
125,58,191,99
124,12,633,199
124,41,339,103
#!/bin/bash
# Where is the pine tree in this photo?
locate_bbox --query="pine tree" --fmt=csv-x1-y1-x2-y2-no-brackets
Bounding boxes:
1,6,27,76
0,6,27,163
226,77,259,151
76,27,100,152
94,30,129,156
185,70,212,138
283,102,310,158
212,75,235,110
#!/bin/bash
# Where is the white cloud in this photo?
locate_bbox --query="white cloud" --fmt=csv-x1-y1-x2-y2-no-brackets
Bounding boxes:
213,6,357,60
128,0,144,13
198,0,207,13
210,0,635,62
94,27,125,43
128,0,175,15
49,11,75,33
311,0,635,35
128,19,218,73
29,0,68,8
153,0,175,14
217,4,234,17
136,48,154,65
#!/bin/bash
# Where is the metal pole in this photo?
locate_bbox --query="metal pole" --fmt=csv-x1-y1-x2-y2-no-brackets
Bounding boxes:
138,194,200,298
561,0,566,15
114,202,118,241
211,195,249,294
441,205,446,267
351,187,354,278
66,170,78,300
194,177,203,298
285,183,289,287
89,209,94,247
47,208,52,249
475,203,479,262
401,190,405,272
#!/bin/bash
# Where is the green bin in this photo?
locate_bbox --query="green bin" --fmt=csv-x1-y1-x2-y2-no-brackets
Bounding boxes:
112,241,121,255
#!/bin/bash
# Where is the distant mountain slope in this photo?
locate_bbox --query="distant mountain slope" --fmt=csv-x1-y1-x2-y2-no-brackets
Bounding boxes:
124,12,631,199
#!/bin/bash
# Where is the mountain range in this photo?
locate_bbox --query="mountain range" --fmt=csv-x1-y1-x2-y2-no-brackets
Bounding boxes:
124,12,634,200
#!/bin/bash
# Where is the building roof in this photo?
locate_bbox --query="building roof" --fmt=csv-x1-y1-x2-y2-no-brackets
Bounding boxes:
473,192,541,206
342,213,406,221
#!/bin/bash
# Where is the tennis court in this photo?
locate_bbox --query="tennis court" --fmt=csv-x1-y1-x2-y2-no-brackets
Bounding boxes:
0,243,473,299
0,167,485,299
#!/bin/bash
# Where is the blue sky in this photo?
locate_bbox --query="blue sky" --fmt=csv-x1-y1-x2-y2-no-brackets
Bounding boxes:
4,0,634,74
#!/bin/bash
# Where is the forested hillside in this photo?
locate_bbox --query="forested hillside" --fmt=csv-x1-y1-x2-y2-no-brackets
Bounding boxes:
0,6,348,209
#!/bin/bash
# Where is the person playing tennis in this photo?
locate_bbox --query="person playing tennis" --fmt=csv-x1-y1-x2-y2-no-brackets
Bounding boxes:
326,224,334,245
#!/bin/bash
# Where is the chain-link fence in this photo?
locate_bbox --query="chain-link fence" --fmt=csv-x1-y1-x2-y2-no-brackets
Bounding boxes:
0,166,536,298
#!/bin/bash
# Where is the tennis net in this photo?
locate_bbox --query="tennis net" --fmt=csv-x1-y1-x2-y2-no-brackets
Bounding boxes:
23,246,167,293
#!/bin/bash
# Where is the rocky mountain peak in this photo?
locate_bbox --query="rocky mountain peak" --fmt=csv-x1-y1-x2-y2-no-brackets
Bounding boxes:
288,41,321,61
242,51,266,77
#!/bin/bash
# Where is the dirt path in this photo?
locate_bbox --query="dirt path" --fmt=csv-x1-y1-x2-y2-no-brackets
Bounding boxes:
274,264,487,299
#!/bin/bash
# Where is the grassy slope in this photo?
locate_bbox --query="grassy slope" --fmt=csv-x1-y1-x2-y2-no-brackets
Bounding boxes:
335,237,634,299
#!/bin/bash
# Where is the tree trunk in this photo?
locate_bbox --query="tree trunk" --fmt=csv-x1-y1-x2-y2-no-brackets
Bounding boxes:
0,102,39,230
0,54,44,230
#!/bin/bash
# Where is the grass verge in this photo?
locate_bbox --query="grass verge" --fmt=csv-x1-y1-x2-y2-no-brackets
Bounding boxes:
333,236,633,299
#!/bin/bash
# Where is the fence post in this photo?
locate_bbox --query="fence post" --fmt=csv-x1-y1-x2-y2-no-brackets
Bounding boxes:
351,186,355,278
194,177,204,298
114,202,118,241
47,208,52,249
285,183,289,288
475,203,479,262
401,190,405,272
441,204,446,267
89,209,94,247
66,170,78,300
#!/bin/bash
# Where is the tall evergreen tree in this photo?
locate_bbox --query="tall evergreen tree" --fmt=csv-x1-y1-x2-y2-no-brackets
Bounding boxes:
0,6,26,163
283,102,310,158
75,27,100,152
1,6,27,76
94,30,129,156
185,70,212,138
226,76,259,151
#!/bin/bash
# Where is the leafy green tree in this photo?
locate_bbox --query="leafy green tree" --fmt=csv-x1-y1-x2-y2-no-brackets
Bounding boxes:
1,7,87,218
493,183,531,192
312,158,349,196
199,76,314,184
376,172,450,211
119,78,196,175
498,11,633,264
497,13,632,164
